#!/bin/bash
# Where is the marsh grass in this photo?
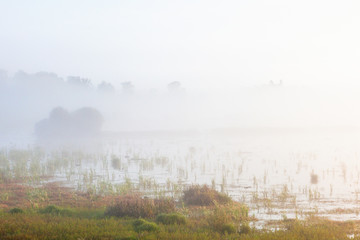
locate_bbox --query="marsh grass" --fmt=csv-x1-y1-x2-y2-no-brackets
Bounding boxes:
9,207,24,214
0,179,358,240
0,211,357,240
156,213,186,225
183,185,231,206
133,218,159,233
105,194,175,218
2,143,360,237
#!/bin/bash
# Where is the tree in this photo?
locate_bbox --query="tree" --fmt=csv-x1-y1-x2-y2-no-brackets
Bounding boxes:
0,69,8,85
167,81,185,94
121,81,134,94
35,107,103,140
67,76,92,88
97,81,115,93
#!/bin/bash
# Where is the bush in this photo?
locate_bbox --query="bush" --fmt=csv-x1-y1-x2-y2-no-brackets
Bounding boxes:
221,223,237,234
40,205,61,215
39,205,74,216
117,237,137,240
105,195,175,218
133,218,147,228
111,156,121,170
9,208,24,214
156,213,186,225
133,219,159,233
240,223,251,234
183,185,231,206
136,222,159,233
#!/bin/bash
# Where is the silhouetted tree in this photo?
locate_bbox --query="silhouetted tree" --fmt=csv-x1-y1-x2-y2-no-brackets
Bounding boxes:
13,70,29,83
121,81,134,94
33,72,63,86
97,81,115,93
12,70,64,89
35,107,103,140
167,81,185,94
71,107,103,136
67,76,92,88
0,69,7,85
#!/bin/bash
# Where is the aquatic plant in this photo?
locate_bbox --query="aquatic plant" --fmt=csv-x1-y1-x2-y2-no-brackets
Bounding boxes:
105,195,175,218
183,185,231,206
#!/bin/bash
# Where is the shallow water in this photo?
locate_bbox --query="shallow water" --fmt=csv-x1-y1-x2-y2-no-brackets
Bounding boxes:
3,128,360,225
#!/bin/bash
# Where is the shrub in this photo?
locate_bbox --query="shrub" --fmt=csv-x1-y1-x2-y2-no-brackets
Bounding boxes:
221,223,237,234
111,156,121,170
40,205,61,215
133,219,159,233
183,185,231,206
240,223,251,234
156,213,186,225
105,194,175,218
311,173,319,184
133,218,147,228
39,205,74,216
136,222,159,232
9,208,24,214
117,237,137,240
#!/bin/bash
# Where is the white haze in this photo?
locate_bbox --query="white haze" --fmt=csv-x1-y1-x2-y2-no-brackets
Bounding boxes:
1,1,360,140
1,73,360,136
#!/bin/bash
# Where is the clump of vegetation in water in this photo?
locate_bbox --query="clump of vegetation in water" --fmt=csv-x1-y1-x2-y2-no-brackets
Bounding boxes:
111,155,121,170
183,185,231,206
105,194,175,218
311,173,319,184
204,201,248,233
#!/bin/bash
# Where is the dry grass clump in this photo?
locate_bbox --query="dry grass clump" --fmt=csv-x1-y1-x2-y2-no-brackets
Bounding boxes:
105,194,175,218
183,185,231,206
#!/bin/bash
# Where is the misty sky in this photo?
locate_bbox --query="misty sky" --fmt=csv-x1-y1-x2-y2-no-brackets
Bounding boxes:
1,0,360,92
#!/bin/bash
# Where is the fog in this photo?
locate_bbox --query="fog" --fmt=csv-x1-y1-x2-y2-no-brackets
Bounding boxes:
1,69,360,144
3,2,360,231
1,1,360,144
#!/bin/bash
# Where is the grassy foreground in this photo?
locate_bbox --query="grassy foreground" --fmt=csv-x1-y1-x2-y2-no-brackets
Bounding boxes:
0,210,359,240
0,184,359,240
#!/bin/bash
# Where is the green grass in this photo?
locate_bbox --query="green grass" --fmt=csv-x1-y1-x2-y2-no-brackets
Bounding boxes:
156,213,186,225
133,218,159,233
38,205,105,218
0,208,358,240
0,180,356,239
9,207,24,214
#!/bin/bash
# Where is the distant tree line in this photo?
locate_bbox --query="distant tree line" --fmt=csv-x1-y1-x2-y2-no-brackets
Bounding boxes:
0,69,185,94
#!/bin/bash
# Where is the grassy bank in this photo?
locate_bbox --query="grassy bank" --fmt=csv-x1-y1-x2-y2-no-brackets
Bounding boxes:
0,182,359,239
0,210,358,240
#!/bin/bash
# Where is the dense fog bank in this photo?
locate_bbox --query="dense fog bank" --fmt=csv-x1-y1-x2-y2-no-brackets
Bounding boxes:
1,69,360,145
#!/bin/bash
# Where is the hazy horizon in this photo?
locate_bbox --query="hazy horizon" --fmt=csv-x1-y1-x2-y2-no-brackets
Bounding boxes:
1,0,360,139
1,1,360,91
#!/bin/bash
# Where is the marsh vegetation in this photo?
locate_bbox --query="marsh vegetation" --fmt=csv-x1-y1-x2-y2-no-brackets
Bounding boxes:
1,129,360,239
